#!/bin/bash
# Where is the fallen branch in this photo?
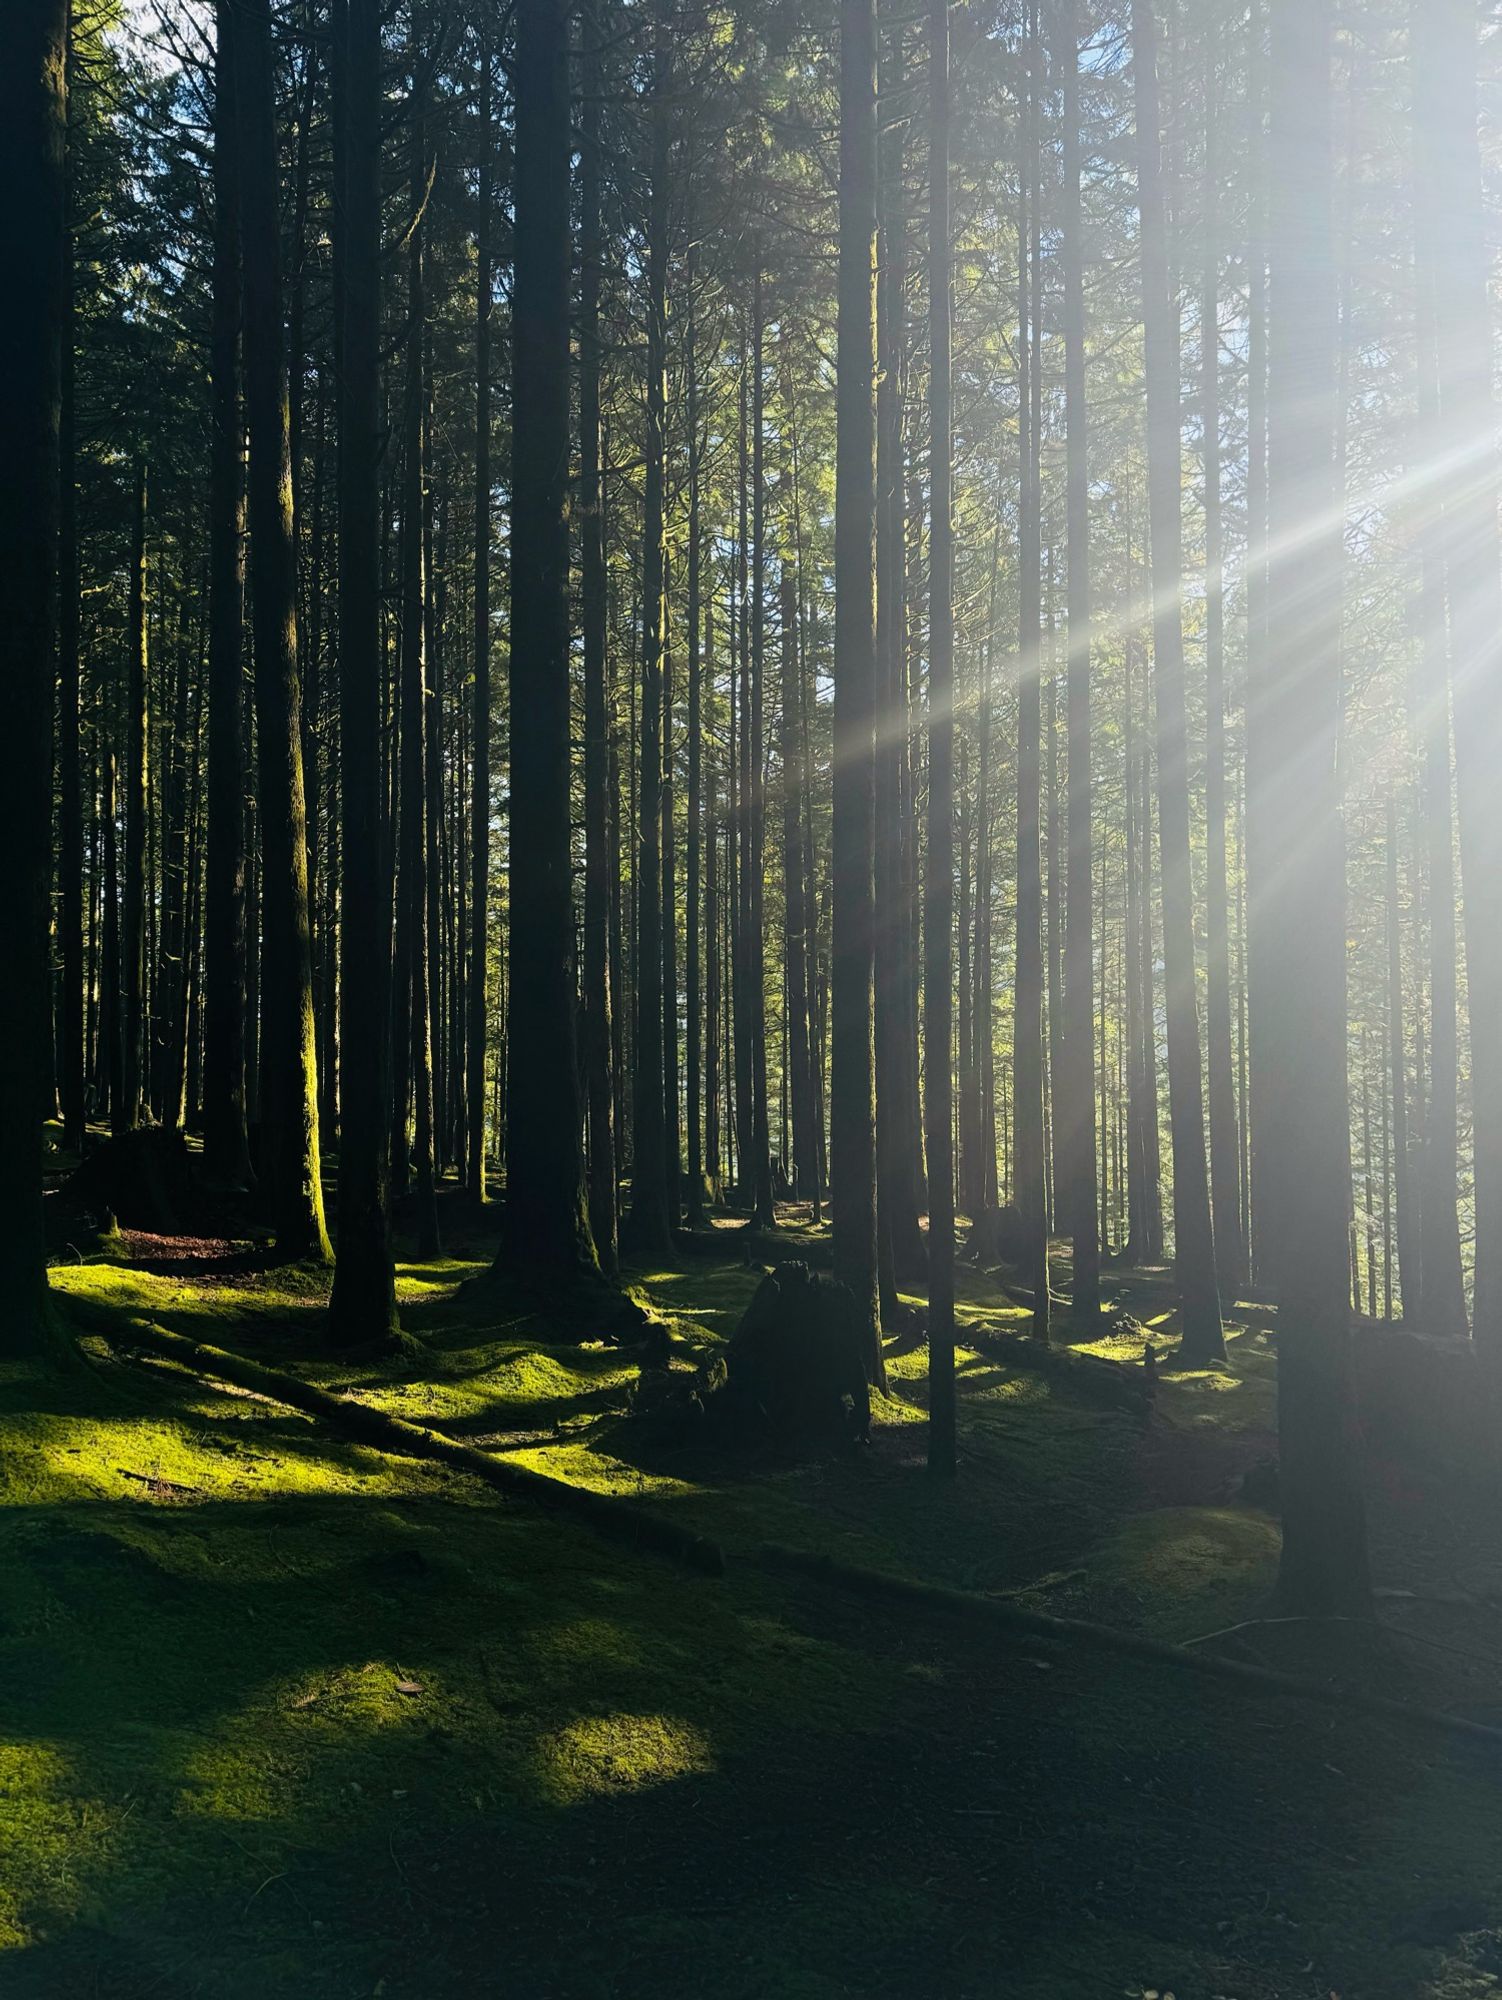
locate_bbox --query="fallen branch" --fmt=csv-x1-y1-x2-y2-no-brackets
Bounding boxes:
92,1315,725,1577
756,1543,1502,1747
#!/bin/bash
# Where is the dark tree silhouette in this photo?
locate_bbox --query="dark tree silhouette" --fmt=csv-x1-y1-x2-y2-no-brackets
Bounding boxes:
1260,0,1370,1617
579,2,617,1266
1015,2,1049,1343
467,41,495,1207
1057,0,1100,1323
238,0,330,1262
925,0,956,1475
831,0,883,1382
0,0,69,1349
1132,0,1223,1364
327,0,398,1346
500,0,598,1279
624,13,674,1261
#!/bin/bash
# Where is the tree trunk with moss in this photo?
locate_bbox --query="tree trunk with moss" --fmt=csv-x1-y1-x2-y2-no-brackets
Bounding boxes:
831,0,883,1384
238,0,330,1264
1058,0,1101,1322
1132,0,1222,1362
204,0,253,1192
328,0,398,1342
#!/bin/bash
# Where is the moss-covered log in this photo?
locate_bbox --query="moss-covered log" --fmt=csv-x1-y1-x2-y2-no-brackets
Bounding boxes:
758,1542,1502,1747
96,1313,725,1576
968,1319,1155,1413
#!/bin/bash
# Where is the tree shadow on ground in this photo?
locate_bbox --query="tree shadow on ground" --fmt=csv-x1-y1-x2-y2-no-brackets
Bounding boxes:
7,1439,1501,2000
25,1241,1502,1999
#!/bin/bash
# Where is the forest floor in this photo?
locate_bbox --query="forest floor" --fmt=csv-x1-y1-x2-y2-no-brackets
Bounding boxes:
8,1185,1502,1998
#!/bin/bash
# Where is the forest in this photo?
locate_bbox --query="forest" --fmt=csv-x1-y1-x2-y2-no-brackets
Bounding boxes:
6,0,1502,1990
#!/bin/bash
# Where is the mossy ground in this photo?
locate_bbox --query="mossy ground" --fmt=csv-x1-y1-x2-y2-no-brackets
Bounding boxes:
7,1201,1502,1996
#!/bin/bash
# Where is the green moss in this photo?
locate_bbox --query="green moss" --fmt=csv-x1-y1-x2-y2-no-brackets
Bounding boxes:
8,1230,1502,1999
1025,1505,1283,1640
534,1711,715,1803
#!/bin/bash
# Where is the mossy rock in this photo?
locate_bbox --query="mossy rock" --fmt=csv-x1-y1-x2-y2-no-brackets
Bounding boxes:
966,1203,1030,1268
720,1261,871,1445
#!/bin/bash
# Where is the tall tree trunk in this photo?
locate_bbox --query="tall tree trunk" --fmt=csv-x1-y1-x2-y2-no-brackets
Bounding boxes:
1413,0,1500,1343
1200,50,1245,1298
579,2,617,1264
662,551,682,1224
623,15,674,1259
467,43,494,1205
121,460,148,1134
184,701,206,1123
1412,457,1466,1337
973,525,1000,1212
957,734,973,1232
239,0,330,1262
832,0,884,1382
103,743,124,1128
422,414,445,1204
926,0,956,1475
682,275,707,1228
781,568,818,1208
1058,0,1100,1319
204,0,252,1185
499,0,598,1279
732,353,754,1201
1243,0,1273,1288
327,0,397,1341
1132,0,1223,1361
745,270,774,1228
394,47,440,1261
1045,664,1062,1230
156,630,192,1126
704,591,722,1198
0,0,68,1346
1124,624,1148,1263
875,55,924,1283
1261,0,1369,1616
169,665,204,1130
1386,791,1420,1322
58,50,85,1158
1014,3,1050,1342
1409,68,1467,1338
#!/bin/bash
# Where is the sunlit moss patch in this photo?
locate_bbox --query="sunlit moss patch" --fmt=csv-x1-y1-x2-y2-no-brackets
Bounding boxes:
535,1712,714,1803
